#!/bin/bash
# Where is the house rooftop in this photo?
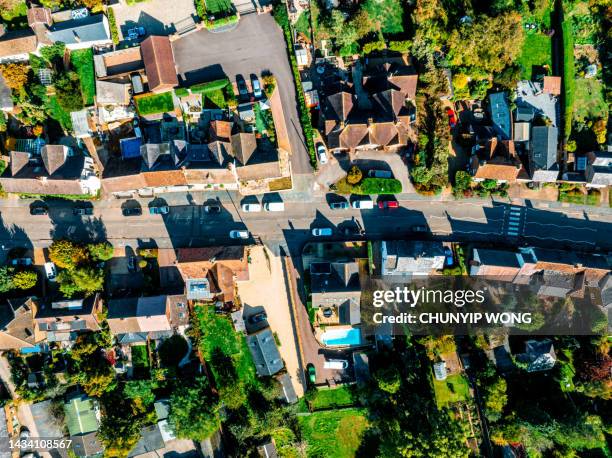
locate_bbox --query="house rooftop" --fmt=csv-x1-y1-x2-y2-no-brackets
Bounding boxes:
141,35,178,91
488,92,512,140
47,14,110,45
247,327,284,377
0,28,37,59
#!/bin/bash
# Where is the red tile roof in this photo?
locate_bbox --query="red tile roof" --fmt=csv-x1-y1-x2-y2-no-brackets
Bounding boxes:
141,36,178,92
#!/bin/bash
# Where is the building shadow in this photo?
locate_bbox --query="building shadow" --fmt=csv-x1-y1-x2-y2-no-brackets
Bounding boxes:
177,64,226,88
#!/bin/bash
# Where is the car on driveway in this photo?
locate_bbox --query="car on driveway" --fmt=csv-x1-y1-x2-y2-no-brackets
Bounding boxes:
149,205,170,215
312,227,332,237
44,262,57,281
378,200,399,209
316,143,328,164
73,206,93,216
30,203,48,215
122,207,142,216
446,107,457,128
306,363,316,384
204,205,221,214
236,75,249,100
330,201,349,210
251,75,262,98
229,230,249,239
241,203,261,212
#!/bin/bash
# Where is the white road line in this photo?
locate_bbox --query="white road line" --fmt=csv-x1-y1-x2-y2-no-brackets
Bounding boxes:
524,222,598,232
524,235,595,245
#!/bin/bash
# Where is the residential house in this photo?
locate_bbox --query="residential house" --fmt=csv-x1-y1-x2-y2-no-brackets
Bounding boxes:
470,248,525,277
529,126,559,182
469,138,526,183
585,151,612,188
174,246,249,304
64,393,103,458
379,240,445,277
0,145,100,196
247,327,284,377
140,36,178,93
45,14,111,50
94,46,144,79
517,339,556,372
488,92,512,140
96,80,134,123
128,424,165,458
321,60,417,154
106,294,189,344
310,261,361,325
0,28,37,63
0,298,37,351
515,80,559,128
33,294,103,346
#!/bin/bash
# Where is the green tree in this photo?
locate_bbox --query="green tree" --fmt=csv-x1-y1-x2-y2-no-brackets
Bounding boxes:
54,71,84,112
71,267,104,296
482,377,507,421
40,43,66,66
454,171,472,194
87,242,114,262
12,270,37,290
411,166,434,185
375,366,401,394
0,266,14,292
99,397,142,458
49,240,88,270
125,380,157,410
168,377,221,441
57,270,80,298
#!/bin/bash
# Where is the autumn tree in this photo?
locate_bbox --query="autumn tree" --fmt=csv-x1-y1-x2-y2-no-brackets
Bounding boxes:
347,165,363,185
49,240,89,270
70,266,105,297
87,242,114,262
12,270,38,290
0,63,30,91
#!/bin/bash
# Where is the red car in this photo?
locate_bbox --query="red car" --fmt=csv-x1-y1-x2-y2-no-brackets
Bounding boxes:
446,107,457,128
378,200,399,209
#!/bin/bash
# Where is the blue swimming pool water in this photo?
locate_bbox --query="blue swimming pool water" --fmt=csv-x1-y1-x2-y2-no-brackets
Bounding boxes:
321,328,361,346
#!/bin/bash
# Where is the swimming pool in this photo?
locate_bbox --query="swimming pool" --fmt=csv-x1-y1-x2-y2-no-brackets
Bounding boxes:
321,328,361,347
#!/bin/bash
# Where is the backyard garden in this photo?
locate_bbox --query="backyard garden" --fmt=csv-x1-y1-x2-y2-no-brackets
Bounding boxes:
432,373,470,409
134,92,175,116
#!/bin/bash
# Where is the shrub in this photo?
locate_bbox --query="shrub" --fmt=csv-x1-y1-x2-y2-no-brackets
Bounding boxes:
49,240,89,270
87,242,114,262
54,72,84,112
12,270,37,290
346,165,363,184
362,40,386,55
388,40,411,53
195,0,206,19
107,7,119,45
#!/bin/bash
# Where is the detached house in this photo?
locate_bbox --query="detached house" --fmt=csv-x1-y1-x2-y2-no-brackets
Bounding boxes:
469,138,526,184
379,240,445,277
517,339,556,372
529,126,559,182
310,261,361,326
0,144,100,196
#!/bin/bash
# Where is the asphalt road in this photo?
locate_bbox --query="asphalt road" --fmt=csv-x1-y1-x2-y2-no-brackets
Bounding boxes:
0,188,610,260
172,14,311,174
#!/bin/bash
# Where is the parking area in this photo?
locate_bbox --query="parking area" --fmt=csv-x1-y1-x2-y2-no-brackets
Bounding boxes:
171,14,311,174
111,0,197,41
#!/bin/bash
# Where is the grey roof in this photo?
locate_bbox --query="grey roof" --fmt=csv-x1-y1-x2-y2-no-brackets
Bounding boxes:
488,92,511,140
381,240,445,276
128,424,165,457
520,339,556,372
587,152,612,186
185,278,212,300
277,373,298,404
247,327,284,376
472,248,524,269
47,14,110,45
527,247,610,270
96,80,129,105
0,74,13,111
30,400,64,439
154,399,170,421
530,126,558,171
310,261,362,324
71,110,91,138
71,432,103,457
140,143,171,169
515,104,534,122
0,407,9,458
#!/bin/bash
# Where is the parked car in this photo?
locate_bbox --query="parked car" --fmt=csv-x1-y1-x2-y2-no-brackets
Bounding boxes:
149,205,170,215
352,198,374,209
127,256,137,272
44,262,57,281
446,107,457,128
229,230,250,239
306,363,316,384
204,205,221,214
323,359,349,370
444,246,454,266
264,202,285,212
251,75,262,98
411,225,428,233
30,204,48,215
330,201,349,210
378,200,399,209
236,76,249,100
368,169,392,178
248,311,267,324
316,143,328,164
11,258,32,266
241,203,262,212
122,207,142,216
312,227,333,237
73,206,93,216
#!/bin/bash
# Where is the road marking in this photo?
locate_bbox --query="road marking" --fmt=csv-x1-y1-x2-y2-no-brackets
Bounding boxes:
524,222,597,232
523,235,596,245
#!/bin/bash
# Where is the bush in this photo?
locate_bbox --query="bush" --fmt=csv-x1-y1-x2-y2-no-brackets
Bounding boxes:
87,242,114,262
346,165,363,184
12,270,37,290
388,40,411,53
107,7,119,45
359,178,402,195
195,0,206,19
362,40,386,55
54,72,84,112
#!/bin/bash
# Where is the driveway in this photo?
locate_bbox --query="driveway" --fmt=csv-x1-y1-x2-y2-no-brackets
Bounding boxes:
236,246,305,397
171,14,311,174
112,0,197,40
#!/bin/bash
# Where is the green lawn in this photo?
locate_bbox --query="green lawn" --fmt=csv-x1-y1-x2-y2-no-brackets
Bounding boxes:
203,89,226,109
518,33,552,80
362,0,404,35
562,17,575,139
432,373,470,408
47,96,72,131
299,408,369,458
70,49,95,106
310,386,356,410
135,92,175,116
205,0,233,15
573,78,607,124
131,344,150,378
295,11,310,37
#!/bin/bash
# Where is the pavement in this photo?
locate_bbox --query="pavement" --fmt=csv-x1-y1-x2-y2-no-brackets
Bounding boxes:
172,14,311,174
112,0,197,40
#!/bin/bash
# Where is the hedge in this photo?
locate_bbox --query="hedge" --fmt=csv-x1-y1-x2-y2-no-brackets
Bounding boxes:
273,4,317,168
334,177,402,195
206,14,238,29
561,17,575,140
108,7,119,45
189,78,230,94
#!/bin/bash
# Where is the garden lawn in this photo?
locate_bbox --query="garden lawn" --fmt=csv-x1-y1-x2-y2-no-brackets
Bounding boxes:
131,344,149,378
432,373,470,408
205,0,233,15
299,408,369,458
70,49,96,106
573,78,607,123
195,305,258,387
518,33,552,80
295,11,310,37
203,89,226,109
310,386,356,410
135,92,175,116
562,16,575,139
363,0,403,35
47,96,72,130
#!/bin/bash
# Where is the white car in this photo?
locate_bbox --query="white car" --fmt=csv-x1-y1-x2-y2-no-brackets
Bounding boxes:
312,227,333,237
241,203,262,212
317,144,328,164
229,230,250,239
44,262,57,282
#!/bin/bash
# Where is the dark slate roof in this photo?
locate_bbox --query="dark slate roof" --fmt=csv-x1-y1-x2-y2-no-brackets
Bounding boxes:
473,249,524,268
515,104,535,122
247,327,284,377
530,126,558,170
310,261,360,293
47,14,110,44
128,425,165,457
488,92,512,140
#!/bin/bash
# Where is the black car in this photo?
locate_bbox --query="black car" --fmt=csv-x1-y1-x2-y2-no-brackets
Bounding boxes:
330,201,349,210
30,204,48,216
74,207,94,216
204,205,221,214
236,76,249,100
248,312,267,324
122,207,142,216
